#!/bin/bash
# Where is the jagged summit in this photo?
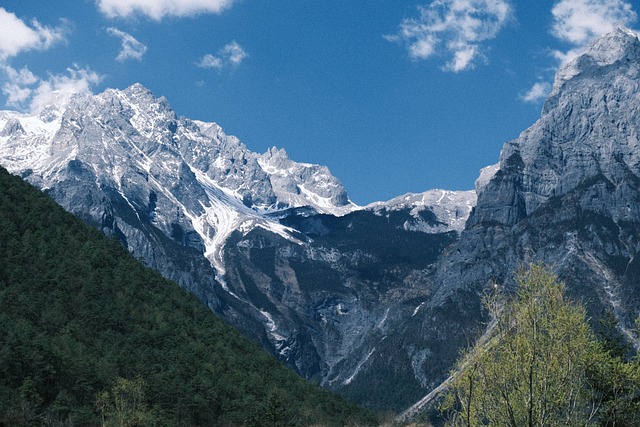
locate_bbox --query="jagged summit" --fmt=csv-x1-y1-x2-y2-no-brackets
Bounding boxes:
585,27,639,64
365,189,476,233
432,25,640,348
477,27,640,225
548,27,640,102
0,83,354,210
0,83,358,277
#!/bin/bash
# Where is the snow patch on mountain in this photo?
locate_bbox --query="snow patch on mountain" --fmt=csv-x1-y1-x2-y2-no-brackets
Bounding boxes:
189,166,304,275
366,189,476,233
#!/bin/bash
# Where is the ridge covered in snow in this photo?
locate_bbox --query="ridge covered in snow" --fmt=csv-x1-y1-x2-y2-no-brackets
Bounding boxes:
0,83,356,275
0,83,480,276
366,189,476,233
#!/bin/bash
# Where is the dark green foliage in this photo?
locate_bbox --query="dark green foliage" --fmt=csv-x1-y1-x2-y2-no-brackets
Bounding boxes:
0,167,377,426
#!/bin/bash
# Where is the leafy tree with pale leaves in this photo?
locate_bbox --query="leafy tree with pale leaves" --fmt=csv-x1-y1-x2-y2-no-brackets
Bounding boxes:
96,377,152,427
441,264,605,426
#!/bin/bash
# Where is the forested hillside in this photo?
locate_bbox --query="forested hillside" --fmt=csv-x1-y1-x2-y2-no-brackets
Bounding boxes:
0,166,377,426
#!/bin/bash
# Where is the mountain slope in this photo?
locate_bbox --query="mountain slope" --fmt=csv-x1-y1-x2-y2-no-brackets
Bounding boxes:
0,81,476,410
0,165,376,426
4,25,640,413
401,28,640,420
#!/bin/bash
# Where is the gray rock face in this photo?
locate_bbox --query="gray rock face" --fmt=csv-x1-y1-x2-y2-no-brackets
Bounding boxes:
429,28,640,367
222,207,460,405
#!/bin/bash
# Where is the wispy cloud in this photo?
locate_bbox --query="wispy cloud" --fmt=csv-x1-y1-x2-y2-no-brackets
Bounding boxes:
0,7,67,60
2,64,102,113
520,81,552,103
97,0,236,20
197,54,223,69
551,0,637,66
197,41,248,69
222,41,248,65
386,0,513,72
1,66,38,106
0,7,100,113
107,27,147,62
30,66,102,113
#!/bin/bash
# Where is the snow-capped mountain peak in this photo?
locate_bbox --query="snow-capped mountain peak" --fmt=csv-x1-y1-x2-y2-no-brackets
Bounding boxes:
0,84,354,275
258,146,357,215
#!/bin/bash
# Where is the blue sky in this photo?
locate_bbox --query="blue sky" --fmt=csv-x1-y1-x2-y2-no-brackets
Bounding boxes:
0,0,638,204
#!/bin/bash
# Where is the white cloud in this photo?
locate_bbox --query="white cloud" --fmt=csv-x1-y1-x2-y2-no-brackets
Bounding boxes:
0,9,99,113
197,54,223,69
0,7,67,60
107,27,147,62
197,41,248,69
97,0,235,20
2,65,102,113
520,82,552,103
550,47,585,68
552,0,636,45
1,66,38,106
550,0,637,65
448,44,478,72
222,41,248,65
30,66,102,113
386,0,513,72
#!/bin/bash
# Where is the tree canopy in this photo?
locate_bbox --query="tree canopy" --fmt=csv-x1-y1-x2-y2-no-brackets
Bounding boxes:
0,166,376,426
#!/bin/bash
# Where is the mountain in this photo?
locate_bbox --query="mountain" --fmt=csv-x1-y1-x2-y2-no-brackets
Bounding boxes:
0,83,354,276
3,27,640,414
404,27,640,417
0,165,376,426
434,26,640,324
0,84,474,410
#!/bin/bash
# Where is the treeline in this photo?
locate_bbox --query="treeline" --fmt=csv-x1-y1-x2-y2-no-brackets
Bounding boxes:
440,264,640,426
0,166,377,426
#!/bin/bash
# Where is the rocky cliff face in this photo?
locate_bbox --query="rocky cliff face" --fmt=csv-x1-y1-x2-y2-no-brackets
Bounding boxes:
427,28,640,376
